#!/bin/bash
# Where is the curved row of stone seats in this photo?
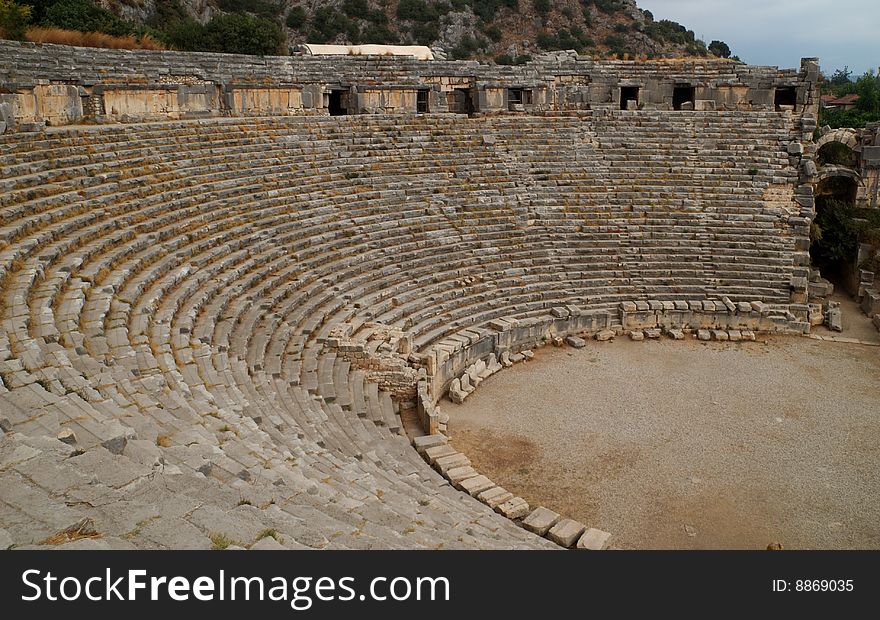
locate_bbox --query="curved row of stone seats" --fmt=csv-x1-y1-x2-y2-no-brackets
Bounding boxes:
1,112,801,549
0,118,560,546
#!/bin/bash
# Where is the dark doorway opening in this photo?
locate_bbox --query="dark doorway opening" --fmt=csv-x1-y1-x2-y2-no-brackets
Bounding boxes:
810,176,860,287
817,142,857,168
328,90,347,116
774,87,797,111
673,85,695,110
417,89,429,113
448,88,474,115
620,86,639,110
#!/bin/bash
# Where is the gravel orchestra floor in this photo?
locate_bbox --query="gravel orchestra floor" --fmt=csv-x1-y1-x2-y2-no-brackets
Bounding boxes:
448,334,880,550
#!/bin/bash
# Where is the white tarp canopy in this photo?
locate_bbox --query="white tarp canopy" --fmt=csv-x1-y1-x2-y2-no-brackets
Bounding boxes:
297,44,434,61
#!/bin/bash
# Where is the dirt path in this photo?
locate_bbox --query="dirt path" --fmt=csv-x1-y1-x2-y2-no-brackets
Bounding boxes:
448,335,880,549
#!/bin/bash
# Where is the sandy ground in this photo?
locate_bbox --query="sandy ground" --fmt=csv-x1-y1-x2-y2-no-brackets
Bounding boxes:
448,307,880,550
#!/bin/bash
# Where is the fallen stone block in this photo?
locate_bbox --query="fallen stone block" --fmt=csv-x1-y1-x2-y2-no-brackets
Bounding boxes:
697,329,711,341
521,350,534,361
547,518,587,548
628,331,644,341
522,506,561,536
595,330,614,341
577,528,612,551
564,335,586,348
741,330,756,341
644,328,661,339
728,329,742,342
667,329,685,340
509,352,525,363
711,330,729,341
500,351,513,367
496,497,530,520
56,429,77,445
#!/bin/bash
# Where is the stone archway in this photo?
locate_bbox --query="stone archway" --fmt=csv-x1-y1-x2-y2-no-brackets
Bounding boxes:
815,127,860,151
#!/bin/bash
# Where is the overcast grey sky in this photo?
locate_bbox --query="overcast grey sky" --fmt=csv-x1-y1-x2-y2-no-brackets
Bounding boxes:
638,0,879,76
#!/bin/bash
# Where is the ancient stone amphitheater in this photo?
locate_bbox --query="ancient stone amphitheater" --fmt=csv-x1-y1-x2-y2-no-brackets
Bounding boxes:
0,42,839,550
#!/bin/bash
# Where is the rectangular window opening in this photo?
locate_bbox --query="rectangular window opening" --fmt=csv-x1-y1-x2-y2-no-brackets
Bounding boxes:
673,85,695,110
620,86,639,110
774,87,797,111
417,89,429,113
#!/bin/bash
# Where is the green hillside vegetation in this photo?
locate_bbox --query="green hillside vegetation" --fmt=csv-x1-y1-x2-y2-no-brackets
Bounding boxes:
1,0,733,60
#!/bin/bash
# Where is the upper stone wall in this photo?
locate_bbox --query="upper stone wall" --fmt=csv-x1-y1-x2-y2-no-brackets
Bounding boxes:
0,41,820,131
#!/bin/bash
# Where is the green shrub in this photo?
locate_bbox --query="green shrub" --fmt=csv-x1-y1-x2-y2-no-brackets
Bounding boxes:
812,199,861,263
410,21,438,45
41,0,133,36
211,13,283,54
309,6,349,42
342,0,370,19
533,0,550,17
0,0,31,40
217,0,282,18
285,5,306,29
361,22,395,43
483,23,502,42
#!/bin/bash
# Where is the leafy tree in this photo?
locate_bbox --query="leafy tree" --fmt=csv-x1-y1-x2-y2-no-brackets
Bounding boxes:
708,40,730,58
210,13,283,55
0,0,31,40
829,66,853,87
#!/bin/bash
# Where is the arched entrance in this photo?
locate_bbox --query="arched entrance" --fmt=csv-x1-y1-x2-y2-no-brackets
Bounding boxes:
810,169,863,285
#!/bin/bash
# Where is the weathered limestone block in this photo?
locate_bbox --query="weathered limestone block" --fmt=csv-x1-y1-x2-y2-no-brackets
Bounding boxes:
629,331,644,341
595,330,614,341
826,305,842,332
522,506,561,536
547,518,587,548
564,335,586,348
459,373,474,394
577,528,612,550
500,350,513,367
496,497,530,520
477,486,514,509
666,329,685,340
448,378,467,404
457,474,495,496
446,465,479,484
